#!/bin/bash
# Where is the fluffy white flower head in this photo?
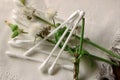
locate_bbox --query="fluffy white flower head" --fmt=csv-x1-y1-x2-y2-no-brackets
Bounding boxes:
45,8,57,19
29,23,43,37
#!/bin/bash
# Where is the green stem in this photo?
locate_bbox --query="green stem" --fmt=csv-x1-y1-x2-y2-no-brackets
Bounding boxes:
74,34,120,60
52,17,56,27
85,52,118,66
33,14,55,27
74,56,80,80
78,18,85,58
46,39,55,44
84,39,120,59
74,18,85,80
46,37,118,67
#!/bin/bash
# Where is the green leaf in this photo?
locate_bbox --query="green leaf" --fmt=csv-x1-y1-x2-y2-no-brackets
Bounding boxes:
55,23,61,27
5,21,27,38
5,21,18,32
9,24,18,32
11,30,19,38
54,27,66,42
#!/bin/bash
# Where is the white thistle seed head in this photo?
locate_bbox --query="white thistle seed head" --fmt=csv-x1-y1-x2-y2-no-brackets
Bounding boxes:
28,23,43,37
45,8,57,20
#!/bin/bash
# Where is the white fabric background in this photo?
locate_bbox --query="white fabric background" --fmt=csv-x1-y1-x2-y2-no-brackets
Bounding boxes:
0,0,120,80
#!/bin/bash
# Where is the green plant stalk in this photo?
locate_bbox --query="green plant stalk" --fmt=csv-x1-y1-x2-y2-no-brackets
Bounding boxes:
33,14,55,27
73,34,120,60
73,18,85,80
84,39,120,59
52,17,56,27
78,18,85,58
45,37,118,66
85,52,118,66
73,56,79,80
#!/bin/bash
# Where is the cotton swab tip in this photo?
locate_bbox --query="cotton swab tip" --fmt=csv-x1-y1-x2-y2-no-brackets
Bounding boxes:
48,65,55,75
38,62,48,72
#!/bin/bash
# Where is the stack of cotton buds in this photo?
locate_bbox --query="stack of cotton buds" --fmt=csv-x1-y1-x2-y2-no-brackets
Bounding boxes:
7,0,86,76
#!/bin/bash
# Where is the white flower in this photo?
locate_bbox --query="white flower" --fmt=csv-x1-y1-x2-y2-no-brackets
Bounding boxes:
45,8,57,19
28,23,43,37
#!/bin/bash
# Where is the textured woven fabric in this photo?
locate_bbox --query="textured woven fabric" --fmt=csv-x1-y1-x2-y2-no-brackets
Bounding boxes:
0,0,120,80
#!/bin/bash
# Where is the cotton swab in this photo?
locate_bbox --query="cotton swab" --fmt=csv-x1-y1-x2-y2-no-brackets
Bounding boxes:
39,10,84,73
38,22,74,72
48,11,85,75
6,51,73,71
38,11,79,72
8,39,72,61
8,9,85,75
